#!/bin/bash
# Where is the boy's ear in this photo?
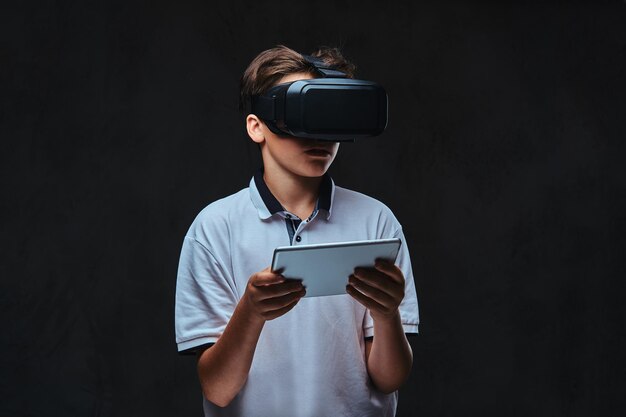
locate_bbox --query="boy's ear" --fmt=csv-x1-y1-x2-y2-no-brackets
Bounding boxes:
246,114,266,144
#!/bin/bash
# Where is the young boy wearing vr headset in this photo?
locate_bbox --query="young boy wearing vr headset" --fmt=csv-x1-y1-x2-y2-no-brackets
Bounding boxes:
175,45,419,417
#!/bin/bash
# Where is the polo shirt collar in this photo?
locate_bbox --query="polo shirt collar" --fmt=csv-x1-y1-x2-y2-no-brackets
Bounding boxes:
249,168,334,220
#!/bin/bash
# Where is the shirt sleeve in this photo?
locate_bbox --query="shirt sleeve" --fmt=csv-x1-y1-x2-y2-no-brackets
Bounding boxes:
175,236,239,353
363,227,420,337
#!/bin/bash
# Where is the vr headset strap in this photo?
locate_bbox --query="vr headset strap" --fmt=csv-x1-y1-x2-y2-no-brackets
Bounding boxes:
251,95,275,121
302,54,347,78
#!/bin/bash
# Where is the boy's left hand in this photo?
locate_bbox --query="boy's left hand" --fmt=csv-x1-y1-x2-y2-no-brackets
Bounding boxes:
346,259,405,322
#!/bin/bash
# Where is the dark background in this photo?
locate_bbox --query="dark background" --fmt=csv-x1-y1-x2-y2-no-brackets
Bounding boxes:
1,1,625,416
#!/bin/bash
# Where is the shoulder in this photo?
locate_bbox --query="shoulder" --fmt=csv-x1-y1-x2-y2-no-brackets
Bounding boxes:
185,187,251,246
333,186,395,216
332,185,402,235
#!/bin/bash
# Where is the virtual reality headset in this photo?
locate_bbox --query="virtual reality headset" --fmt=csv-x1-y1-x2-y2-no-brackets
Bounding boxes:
250,54,388,142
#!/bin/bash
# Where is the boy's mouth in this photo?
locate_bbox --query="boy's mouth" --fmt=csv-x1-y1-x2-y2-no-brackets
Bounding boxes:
304,148,332,157
304,149,330,156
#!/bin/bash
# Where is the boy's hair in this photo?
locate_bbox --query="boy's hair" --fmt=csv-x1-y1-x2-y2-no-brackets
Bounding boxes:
239,44,356,115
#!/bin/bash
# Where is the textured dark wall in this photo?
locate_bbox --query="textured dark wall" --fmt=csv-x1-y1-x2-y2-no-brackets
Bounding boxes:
1,1,625,416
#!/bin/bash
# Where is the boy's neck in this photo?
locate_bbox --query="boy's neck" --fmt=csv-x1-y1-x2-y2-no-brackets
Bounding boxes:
263,167,323,221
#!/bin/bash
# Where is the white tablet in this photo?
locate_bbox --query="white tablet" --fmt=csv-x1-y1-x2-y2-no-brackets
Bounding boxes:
271,238,402,297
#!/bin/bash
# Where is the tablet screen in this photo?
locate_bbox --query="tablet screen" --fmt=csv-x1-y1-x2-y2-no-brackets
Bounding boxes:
271,238,401,297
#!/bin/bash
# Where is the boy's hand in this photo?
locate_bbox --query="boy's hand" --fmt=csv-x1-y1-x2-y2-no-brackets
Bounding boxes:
346,259,405,322
242,267,306,322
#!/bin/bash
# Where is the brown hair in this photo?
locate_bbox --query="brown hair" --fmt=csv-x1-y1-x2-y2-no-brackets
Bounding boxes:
238,44,357,115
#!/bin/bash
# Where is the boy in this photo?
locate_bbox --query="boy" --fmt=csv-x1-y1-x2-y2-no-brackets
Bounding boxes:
175,44,419,417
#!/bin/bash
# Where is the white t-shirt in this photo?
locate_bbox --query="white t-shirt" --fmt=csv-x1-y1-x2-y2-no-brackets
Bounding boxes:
175,171,419,417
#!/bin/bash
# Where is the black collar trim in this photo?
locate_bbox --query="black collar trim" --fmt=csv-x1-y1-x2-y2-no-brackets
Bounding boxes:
253,168,333,215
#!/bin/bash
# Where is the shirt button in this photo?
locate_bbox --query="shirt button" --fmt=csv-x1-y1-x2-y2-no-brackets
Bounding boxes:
295,236,302,242
285,214,291,219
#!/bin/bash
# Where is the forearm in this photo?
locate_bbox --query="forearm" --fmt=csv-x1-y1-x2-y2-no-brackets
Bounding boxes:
366,311,413,394
197,298,264,407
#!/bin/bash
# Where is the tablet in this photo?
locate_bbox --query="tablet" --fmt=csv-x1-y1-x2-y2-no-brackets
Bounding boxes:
271,238,402,297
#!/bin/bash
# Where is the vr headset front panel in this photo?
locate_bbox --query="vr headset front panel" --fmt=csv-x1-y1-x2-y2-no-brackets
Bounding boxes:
252,78,388,142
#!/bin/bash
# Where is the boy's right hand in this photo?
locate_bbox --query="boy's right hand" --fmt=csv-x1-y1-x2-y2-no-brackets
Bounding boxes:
242,267,306,322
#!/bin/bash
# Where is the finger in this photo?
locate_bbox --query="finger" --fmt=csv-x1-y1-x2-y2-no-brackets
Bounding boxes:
346,284,387,313
373,259,405,284
251,271,285,286
262,297,301,320
353,267,403,298
348,275,395,307
270,265,285,275
255,280,305,301
259,287,306,310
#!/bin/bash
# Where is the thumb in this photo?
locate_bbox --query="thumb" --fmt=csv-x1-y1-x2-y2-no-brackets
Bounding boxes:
252,268,284,286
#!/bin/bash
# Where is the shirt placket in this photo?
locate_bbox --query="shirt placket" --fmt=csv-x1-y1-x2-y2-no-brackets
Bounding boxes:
284,208,319,245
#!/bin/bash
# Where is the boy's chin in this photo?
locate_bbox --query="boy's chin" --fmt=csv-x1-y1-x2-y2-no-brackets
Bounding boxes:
293,165,331,178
